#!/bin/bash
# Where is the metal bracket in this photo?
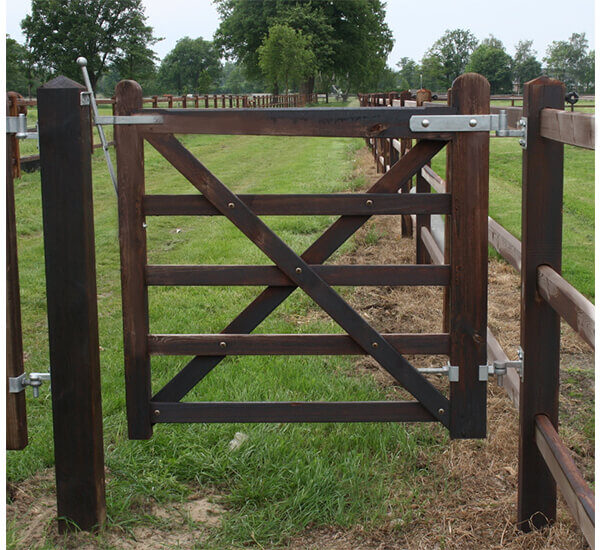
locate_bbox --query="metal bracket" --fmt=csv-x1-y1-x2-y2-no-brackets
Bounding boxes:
9,372,51,398
410,110,527,148
479,348,524,383
6,114,39,140
419,363,459,382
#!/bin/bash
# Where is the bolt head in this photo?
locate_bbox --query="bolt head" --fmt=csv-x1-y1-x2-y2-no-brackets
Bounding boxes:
438,408,445,415
219,341,227,348
227,202,235,209
295,267,302,274
76,56,88,67
421,119,430,128
365,199,373,207
519,139,526,146
153,409,161,416
469,118,478,127
371,342,378,349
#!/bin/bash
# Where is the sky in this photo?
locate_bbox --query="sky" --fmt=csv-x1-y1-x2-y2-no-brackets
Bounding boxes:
5,0,596,66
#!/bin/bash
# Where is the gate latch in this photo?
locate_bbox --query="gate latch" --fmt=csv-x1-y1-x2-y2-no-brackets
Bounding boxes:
479,348,524,383
410,110,527,148
9,372,51,398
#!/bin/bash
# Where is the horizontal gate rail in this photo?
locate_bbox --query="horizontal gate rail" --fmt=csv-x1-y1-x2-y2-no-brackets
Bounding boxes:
143,192,451,216
147,333,450,356
145,264,450,286
136,106,456,138
150,401,436,423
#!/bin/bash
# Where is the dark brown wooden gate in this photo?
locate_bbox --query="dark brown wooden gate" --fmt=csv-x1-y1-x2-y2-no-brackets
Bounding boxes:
115,74,489,441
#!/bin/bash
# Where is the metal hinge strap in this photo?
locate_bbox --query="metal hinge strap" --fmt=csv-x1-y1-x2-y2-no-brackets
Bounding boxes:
9,372,51,398
479,348,524,382
6,114,39,140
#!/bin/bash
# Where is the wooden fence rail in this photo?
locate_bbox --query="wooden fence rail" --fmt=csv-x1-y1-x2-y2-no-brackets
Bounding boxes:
360,80,595,547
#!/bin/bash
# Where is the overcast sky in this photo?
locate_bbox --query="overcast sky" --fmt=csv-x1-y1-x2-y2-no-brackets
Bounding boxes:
6,0,596,66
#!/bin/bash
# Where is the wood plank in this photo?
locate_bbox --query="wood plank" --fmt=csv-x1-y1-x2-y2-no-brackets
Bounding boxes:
540,108,594,150
420,165,446,193
145,264,450,287
151,401,435,423
37,76,106,532
143,193,451,216
488,216,521,271
518,76,565,531
148,333,450,356
147,133,450,426
486,327,519,408
139,106,456,138
6,135,28,450
447,73,489,439
535,415,595,548
153,140,447,403
420,227,445,266
115,81,153,440
537,265,594,350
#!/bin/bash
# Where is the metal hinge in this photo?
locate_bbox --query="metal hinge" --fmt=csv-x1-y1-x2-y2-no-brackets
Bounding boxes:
6,113,39,140
479,348,524,382
410,110,527,148
419,363,459,382
9,372,51,398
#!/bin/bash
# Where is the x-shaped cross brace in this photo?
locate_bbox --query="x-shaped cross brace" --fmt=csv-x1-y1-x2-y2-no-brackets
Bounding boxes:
147,134,449,426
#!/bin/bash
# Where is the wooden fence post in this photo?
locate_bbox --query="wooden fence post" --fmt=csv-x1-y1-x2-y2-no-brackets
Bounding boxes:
6,129,28,450
447,73,489,439
7,92,21,178
518,76,565,530
37,76,106,531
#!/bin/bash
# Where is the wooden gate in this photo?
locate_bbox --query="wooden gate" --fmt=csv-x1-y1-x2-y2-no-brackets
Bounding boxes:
115,74,489,441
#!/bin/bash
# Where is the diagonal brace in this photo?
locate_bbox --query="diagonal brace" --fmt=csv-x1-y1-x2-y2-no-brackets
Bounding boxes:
146,134,450,426
152,139,446,403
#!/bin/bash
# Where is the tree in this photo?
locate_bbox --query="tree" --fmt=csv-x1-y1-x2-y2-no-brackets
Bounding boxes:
21,0,159,89
157,37,222,94
544,32,593,90
396,57,421,90
512,40,542,92
465,37,513,93
217,62,265,94
6,36,29,95
258,24,316,93
214,0,393,93
421,29,478,90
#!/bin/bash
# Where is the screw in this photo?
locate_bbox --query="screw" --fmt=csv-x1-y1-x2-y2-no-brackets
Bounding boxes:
295,267,302,274
421,119,430,128
219,341,227,349
438,408,445,415
227,202,235,209
153,409,161,417
365,199,373,207
371,342,378,349
519,139,526,147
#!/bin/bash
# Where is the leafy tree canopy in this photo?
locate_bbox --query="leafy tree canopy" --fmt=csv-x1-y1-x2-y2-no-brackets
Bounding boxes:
421,28,478,90
214,0,393,93
544,32,594,92
396,57,421,90
157,37,222,94
6,36,30,95
21,0,159,89
512,40,542,90
466,38,513,93
258,24,316,93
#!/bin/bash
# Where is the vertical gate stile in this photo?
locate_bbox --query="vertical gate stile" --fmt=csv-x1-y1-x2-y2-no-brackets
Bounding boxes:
115,80,153,439
448,74,489,439
6,132,28,450
517,77,565,530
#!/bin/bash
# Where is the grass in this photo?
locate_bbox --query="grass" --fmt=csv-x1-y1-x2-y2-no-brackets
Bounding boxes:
7,99,594,548
8,121,449,548
431,138,594,299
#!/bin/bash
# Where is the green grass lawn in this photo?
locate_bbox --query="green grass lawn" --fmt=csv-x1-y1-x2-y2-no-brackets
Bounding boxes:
8,102,594,548
9,127,448,548
431,138,595,299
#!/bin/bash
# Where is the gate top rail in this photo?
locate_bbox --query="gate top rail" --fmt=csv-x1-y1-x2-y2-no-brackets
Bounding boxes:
134,106,457,138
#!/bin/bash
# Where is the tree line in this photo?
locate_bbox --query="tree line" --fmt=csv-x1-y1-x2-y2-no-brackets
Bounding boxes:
6,0,595,98
391,29,594,94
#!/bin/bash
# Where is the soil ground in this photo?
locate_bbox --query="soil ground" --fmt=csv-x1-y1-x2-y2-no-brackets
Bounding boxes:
7,148,593,549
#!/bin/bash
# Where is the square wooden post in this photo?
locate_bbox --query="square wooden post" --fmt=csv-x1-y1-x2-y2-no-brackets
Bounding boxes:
447,73,489,439
37,76,106,532
518,76,565,530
